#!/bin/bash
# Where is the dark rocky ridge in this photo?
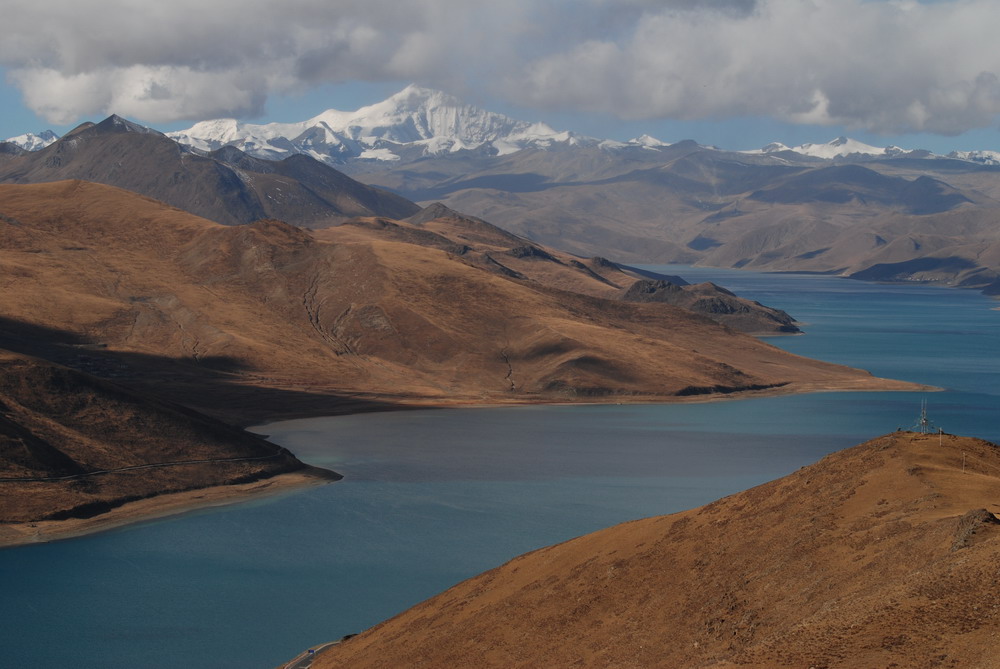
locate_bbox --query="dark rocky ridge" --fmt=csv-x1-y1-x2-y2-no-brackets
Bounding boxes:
621,279,800,334
0,350,324,524
0,115,419,229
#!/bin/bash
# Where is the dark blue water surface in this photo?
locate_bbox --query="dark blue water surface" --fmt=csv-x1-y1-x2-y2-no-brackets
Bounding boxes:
2,268,999,668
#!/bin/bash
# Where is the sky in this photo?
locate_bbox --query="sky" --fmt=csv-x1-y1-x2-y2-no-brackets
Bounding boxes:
3,0,1000,153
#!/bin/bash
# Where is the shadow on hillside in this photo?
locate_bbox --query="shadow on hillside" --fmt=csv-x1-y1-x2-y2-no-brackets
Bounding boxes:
0,316,406,426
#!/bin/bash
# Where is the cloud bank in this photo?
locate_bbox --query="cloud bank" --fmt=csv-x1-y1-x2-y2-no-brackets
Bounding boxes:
4,0,1000,135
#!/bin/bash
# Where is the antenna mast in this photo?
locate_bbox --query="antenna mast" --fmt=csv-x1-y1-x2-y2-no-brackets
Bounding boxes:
911,399,939,434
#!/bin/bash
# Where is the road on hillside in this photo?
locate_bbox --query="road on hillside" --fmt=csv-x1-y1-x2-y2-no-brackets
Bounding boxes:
283,641,340,669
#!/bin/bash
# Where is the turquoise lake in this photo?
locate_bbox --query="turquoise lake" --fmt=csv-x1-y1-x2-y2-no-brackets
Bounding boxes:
2,267,999,668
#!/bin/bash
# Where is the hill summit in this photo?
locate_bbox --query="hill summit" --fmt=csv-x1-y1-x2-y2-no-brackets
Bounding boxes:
312,431,1000,668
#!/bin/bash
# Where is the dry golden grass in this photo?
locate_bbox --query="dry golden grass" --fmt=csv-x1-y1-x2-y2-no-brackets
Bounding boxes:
0,180,920,426
315,432,1000,668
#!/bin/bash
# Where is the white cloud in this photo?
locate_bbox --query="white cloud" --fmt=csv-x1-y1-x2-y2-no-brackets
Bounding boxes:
512,0,1000,135
3,0,1000,135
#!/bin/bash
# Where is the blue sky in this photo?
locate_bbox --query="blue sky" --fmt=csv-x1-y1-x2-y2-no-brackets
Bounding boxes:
3,1,1000,154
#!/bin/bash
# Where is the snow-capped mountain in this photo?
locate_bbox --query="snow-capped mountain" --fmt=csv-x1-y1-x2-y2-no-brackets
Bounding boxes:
3,129,58,151
169,85,596,164
746,136,913,160
628,134,672,149
948,149,1000,166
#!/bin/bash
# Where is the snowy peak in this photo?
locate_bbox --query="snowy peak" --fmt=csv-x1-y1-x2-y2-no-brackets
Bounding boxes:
628,134,671,149
310,84,559,148
3,129,58,151
325,84,547,144
168,85,583,164
745,137,920,160
948,149,1000,166
796,136,887,159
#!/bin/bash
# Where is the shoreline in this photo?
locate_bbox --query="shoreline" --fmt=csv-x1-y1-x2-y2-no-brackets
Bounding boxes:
240,375,937,427
0,466,337,549
3,376,934,550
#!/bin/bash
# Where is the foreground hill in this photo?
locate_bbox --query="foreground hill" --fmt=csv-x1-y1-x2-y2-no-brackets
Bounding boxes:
311,431,1000,668
0,181,913,430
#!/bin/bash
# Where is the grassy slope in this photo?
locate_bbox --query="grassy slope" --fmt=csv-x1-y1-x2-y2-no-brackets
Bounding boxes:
0,181,917,426
315,432,1000,668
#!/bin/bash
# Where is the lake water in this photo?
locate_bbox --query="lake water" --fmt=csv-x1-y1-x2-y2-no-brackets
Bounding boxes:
2,268,999,669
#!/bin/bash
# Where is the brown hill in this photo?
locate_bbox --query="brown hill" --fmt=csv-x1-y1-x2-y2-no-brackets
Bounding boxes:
369,204,800,334
0,115,419,228
0,180,917,424
311,431,1000,668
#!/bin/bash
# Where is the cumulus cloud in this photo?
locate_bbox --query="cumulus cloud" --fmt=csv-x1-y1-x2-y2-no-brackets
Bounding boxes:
1,0,494,123
3,0,1000,134
512,0,1000,135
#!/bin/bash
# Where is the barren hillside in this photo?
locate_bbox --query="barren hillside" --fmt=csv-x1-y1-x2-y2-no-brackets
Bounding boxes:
0,181,914,428
314,431,1000,668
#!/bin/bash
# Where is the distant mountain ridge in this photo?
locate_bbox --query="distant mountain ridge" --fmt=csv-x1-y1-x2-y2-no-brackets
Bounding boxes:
162,86,1000,167
8,94,1000,293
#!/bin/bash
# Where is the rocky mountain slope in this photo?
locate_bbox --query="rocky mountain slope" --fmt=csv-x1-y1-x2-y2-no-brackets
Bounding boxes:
311,431,1000,668
0,113,801,335
0,115,419,228
380,203,799,334
354,142,1000,292
0,349,324,530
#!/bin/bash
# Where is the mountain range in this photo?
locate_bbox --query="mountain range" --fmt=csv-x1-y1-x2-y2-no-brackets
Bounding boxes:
0,114,805,336
7,86,999,165
7,87,1000,293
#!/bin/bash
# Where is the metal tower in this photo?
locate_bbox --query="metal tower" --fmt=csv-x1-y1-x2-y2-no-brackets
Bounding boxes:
911,399,938,434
